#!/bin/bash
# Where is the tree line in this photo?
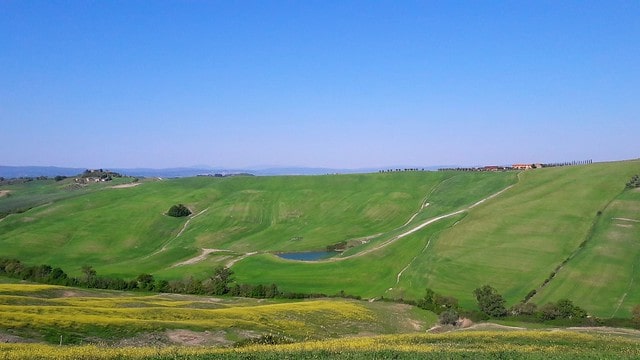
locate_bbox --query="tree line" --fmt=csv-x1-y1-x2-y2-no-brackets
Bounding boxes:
2,257,639,328
0,258,359,300
413,284,640,328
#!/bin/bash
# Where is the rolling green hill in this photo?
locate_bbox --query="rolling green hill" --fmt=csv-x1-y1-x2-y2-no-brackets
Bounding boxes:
1,160,639,317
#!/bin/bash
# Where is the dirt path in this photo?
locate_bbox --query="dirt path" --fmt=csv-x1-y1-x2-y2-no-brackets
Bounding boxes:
111,183,141,189
172,248,232,267
330,183,515,262
226,252,258,267
611,259,636,318
402,202,429,226
175,208,209,238
398,177,458,227
142,208,210,260
566,326,640,336
382,182,517,287
462,323,526,331
172,247,260,268
170,180,516,269
613,217,640,223
394,234,434,285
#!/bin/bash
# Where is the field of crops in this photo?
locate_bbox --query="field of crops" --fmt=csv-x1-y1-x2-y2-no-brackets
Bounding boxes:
2,330,640,359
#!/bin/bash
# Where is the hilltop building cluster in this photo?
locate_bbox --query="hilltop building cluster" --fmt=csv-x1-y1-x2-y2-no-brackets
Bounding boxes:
73,169,122,184
438,160,593,172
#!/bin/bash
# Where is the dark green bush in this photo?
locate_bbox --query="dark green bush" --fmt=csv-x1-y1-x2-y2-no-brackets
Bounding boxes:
167,204,191,217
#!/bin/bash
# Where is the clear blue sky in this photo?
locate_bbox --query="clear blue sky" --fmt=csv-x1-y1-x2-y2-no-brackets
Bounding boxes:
1,1,638,169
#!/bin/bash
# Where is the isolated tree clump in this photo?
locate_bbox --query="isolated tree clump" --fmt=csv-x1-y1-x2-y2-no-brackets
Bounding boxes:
439,309,460,326
417,288,459,314
473,285,508,317
167,204,191,217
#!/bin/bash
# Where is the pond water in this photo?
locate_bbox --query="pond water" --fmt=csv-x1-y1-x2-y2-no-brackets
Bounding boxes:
276,251,337,261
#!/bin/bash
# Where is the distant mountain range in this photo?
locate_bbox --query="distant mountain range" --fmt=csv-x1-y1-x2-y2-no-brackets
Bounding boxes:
0,165,447,179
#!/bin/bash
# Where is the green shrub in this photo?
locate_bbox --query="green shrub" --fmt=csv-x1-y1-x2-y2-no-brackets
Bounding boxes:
167,204,191,217
439,309,459,325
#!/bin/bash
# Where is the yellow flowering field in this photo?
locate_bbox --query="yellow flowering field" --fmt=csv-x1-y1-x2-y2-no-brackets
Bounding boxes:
1,330,639,359
0,282,417,345
0,297,374,335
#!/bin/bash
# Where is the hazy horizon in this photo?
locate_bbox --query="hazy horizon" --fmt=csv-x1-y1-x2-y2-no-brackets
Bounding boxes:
2,2,638,169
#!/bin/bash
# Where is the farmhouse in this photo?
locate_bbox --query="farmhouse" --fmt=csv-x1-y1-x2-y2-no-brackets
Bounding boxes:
512,164,533,170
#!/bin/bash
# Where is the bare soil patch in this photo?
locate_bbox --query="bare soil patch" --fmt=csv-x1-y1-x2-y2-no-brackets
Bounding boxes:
0,332,36,344
112,333,170,347
613,217,640,223
61,290,83,298
462,322,526,331
0,190,10,198
111,183,141,189
172,248,232,267
166,329,232,346
566,326,640,337
459,318,474,328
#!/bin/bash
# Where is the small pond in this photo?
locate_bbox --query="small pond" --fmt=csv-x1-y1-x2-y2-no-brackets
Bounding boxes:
276,251,338,261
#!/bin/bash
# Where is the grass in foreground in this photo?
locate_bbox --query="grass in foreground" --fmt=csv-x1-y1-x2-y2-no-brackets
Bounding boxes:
1,330,639,359
0,282,436,345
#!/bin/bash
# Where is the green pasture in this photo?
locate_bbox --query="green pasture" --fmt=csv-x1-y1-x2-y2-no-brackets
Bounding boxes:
2,160,640,318
0,177,131,218
398,160,640,315
0,172,469,277
230,215,463,297
533,186,640,317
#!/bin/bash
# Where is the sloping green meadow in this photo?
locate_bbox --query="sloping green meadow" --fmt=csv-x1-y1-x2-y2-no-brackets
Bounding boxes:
533,184,640,317
401,160,640,314
1,160,639,317
0,172,457,273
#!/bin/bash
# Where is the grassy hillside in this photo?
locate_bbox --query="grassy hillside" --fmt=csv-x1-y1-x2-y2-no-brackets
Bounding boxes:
533,184,640,317
396,160,640,315
0,177,132,218
0,171,514,278
234,160,640,316
2,160,639,318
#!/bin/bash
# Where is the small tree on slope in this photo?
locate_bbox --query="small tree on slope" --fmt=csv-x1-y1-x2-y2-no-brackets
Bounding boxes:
167,204,191,217
473,285,507,317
